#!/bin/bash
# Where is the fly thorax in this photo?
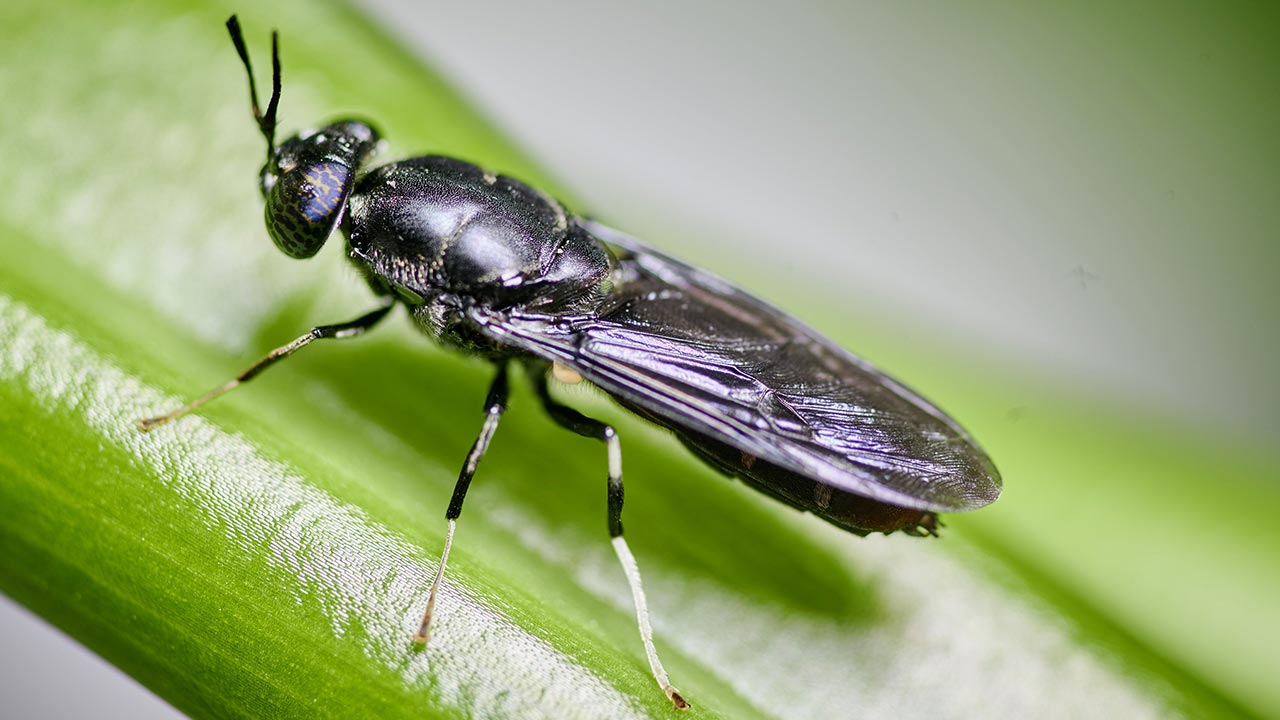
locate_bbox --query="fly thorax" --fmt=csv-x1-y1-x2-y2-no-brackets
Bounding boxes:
345,156,614,312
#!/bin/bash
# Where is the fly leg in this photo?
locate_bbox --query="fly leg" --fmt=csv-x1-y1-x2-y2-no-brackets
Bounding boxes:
534,371,688,710
138,299,395,430
415,364,509,644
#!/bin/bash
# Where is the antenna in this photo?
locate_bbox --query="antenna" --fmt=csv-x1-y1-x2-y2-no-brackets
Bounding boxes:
226,15,281,166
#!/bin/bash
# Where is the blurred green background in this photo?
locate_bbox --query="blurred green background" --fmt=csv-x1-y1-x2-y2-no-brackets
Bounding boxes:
1,1,1276,718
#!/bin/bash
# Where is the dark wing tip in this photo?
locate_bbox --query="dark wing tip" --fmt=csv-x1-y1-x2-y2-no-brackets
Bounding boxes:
937,442,1002,512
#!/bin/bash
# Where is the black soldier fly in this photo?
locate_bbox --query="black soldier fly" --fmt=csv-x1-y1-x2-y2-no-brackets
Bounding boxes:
139,16,1001,710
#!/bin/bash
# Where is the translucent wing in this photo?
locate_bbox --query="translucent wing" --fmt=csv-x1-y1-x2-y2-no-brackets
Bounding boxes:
479,220,1001,514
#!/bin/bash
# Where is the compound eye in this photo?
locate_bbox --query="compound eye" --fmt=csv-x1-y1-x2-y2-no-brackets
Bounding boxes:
264,158,353,259
261,120,380,260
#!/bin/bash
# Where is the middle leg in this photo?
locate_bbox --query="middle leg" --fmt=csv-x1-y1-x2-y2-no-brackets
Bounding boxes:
414,363,509,645
533,368,688,709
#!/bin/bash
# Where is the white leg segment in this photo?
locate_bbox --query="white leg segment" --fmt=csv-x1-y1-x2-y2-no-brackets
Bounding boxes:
606,430,622,482
612,535,688,709
416,517,456,644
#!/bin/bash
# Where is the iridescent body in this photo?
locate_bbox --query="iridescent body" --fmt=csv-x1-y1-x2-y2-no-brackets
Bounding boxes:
141,17,1002,711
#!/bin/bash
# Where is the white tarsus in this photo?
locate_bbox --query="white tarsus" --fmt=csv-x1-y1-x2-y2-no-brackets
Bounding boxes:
416,518,456,644
612,535,688,709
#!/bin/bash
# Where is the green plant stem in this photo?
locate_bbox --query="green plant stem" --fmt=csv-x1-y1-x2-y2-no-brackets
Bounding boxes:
1,1,1276,719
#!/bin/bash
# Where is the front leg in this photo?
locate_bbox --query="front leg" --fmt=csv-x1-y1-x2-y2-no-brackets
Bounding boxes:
138,299,395,430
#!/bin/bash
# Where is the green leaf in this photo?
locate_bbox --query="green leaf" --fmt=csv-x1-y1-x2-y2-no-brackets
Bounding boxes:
1,1,1275,718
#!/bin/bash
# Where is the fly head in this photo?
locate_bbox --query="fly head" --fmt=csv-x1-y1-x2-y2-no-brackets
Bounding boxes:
227,16,381,260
